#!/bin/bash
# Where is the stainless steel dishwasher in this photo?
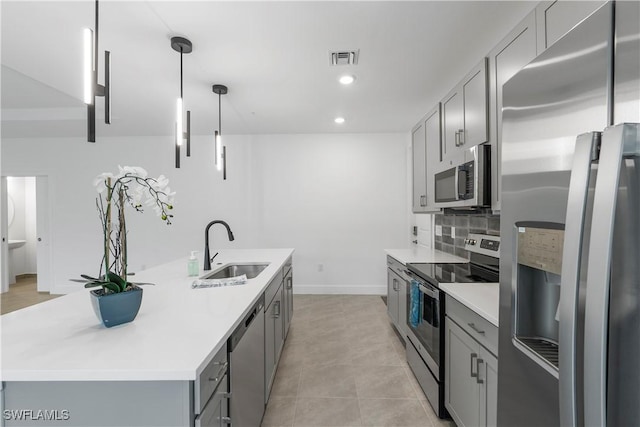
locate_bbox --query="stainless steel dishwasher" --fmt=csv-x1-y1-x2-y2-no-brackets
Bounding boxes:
228,295,265,427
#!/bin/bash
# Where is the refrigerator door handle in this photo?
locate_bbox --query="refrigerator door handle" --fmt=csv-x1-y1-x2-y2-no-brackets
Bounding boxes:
559,131,601,427
584,123,640,427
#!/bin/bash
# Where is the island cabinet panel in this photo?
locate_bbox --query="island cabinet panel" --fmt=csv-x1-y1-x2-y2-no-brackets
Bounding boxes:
282,260,293,337
264,277,285,402
2,381,192,426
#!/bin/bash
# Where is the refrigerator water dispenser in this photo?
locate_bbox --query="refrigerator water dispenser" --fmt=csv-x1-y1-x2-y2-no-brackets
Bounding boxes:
512,222,565,377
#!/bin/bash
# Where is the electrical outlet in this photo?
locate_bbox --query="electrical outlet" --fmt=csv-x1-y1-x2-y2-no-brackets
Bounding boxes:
435,225,442,237
451,227,456,239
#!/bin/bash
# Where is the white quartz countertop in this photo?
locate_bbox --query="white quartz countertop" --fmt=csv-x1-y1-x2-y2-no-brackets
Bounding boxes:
385,247,467,265
0,248,294,382
439,282,499,326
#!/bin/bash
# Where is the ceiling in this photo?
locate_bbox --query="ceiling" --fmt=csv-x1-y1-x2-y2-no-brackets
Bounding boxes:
1,1,536,139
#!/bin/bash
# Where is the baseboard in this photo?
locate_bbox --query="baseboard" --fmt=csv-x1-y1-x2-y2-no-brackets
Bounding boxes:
294,284,386,295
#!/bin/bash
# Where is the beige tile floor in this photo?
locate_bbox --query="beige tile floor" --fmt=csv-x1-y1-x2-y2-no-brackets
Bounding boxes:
0,275,59,315
262,295,456,427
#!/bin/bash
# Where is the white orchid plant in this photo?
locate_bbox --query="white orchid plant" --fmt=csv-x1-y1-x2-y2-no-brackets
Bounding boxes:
75,166,175,294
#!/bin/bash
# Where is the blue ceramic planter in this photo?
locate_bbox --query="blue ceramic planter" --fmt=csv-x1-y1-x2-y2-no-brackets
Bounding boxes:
90,286,143,328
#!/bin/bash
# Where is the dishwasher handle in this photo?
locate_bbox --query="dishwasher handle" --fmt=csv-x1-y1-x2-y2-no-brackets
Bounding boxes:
229,295,265,351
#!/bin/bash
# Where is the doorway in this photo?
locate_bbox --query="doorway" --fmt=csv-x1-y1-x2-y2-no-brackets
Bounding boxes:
1,176,52,301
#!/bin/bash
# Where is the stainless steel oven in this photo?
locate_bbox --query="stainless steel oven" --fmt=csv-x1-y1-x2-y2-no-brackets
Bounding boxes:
434,144,490,208
406,233,500,419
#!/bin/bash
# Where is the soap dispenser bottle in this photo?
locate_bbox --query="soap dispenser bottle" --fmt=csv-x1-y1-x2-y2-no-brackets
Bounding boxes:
188,251,199,277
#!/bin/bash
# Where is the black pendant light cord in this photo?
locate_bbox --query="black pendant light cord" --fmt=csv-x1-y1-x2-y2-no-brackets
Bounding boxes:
180,50,183,99
218,92,222,136
94,0,99,76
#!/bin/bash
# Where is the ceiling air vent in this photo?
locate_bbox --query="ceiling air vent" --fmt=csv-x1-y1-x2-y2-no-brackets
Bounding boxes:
329,49,359,66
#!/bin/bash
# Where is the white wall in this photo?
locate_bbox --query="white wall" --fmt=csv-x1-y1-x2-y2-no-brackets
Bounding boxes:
2,132,408,294
247,133,408,294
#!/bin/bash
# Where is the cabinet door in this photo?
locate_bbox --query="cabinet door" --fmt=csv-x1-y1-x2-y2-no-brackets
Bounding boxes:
387,269,399,327
479,348,498,427
195,375,229,427
265,302,276,400
488,10,537,211
274,286,285,363
462,58,489,149
536,0,606,53
441,87,463,161
397,277,408,340
412,121,427,212
445,317,481,427
424,105,442,210
283,270,293,336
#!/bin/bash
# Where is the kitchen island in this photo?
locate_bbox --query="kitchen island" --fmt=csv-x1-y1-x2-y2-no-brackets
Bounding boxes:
0,248,294,426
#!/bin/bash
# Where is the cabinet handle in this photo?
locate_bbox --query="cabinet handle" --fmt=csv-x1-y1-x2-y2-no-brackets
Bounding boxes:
468,322,486,335
476,358,484,384
393,279,399,291
208,361,228,382
220,416,232,425
454,131,460,147
470,353,478,378
286,277,293,290
274,301,281,318
458,129,465,145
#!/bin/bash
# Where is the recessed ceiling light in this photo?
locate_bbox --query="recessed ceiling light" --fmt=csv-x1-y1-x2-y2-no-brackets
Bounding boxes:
334,117,345,124
339,75,355,85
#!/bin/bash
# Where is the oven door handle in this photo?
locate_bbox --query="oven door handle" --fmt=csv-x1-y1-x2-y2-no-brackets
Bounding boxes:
418,284,439,300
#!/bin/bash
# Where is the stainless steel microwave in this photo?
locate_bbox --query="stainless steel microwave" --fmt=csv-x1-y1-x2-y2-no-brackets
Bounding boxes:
434,144,490,208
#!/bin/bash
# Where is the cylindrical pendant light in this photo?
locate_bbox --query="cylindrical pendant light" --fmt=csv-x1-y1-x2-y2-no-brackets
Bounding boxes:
212,84,228,179
171,36,193,168
83,0,111,143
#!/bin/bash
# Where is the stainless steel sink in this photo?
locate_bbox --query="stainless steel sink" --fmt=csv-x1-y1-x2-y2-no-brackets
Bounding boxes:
202,263,270,280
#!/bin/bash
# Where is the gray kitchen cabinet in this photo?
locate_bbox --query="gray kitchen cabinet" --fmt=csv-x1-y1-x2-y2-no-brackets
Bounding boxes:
282,260,293,337
445,296,499,427
386,256,409,339
441,58,489,162
412,104,442,213
195,374,230,427
446,317,481,427
264,277,285,402
536,0,606,53
387,268,400,327
412,119,427,212
488,9,537,211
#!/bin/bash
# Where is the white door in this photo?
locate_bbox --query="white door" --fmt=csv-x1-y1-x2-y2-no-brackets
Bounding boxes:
1,177,8,293
36,176,51,292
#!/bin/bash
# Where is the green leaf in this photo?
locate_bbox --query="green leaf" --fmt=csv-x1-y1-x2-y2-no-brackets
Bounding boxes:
80,274,100,281
106,271,127,292
102,282,121,293
83,281,104,288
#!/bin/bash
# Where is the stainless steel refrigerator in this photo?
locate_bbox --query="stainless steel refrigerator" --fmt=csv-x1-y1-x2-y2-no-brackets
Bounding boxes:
498,2,639,426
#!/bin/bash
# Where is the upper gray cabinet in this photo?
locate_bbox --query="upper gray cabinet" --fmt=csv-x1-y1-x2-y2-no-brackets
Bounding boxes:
536,0,606,53
441,59,489,162
488,10,538,211
412,104,442,213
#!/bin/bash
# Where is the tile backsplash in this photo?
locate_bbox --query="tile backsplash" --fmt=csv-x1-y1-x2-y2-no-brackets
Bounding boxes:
434,211,500,259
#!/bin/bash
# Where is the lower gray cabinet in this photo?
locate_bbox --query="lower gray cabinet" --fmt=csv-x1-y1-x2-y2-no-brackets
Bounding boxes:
387,256,408,338
445,316,498,427
283,262,293,337
195,374,230,427
264,279,285,402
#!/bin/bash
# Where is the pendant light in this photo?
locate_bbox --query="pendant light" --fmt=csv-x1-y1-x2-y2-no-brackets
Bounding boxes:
212,84,228,180
84,0,111,143
171,37,193,169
